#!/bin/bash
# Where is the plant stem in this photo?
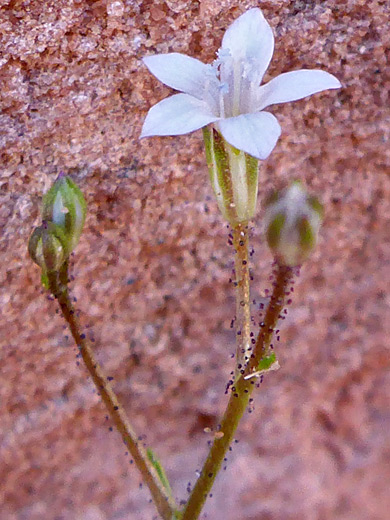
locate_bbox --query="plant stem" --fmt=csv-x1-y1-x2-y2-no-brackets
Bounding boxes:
181,264,293,520
249,265,295,370
232,223,251,380
47,268,178,520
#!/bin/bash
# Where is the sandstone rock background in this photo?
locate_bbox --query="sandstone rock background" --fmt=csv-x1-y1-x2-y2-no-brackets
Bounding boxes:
1,1,389,519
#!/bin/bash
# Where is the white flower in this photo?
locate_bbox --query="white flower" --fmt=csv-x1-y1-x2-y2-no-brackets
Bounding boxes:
140,7,341,160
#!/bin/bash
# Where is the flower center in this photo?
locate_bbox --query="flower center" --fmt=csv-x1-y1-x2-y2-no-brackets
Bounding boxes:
211,49,263,118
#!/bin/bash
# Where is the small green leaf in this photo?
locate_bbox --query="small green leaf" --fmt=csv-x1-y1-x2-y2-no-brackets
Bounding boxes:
257,352,276,371
147,448,173,497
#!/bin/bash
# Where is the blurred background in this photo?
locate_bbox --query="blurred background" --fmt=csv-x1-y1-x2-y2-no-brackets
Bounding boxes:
1,1,389,519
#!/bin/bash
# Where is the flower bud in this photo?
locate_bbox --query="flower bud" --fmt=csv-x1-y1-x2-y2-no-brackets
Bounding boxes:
42,174,86,255
264,181,323,267
28,221,67,272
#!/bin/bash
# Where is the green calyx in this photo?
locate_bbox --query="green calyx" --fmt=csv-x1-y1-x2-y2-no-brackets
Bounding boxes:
307,195,324,219
266,213,286,249
298,217,315,250
29,175,86,286
42,174,86,255
203,126,259,225
264,180,323,267
28,221,68,273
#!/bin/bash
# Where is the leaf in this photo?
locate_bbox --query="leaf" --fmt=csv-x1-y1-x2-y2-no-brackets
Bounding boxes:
257,352,276,371
147,448,173,497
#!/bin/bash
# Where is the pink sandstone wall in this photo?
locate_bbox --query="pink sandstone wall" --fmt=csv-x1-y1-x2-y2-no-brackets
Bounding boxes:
1,1,389,519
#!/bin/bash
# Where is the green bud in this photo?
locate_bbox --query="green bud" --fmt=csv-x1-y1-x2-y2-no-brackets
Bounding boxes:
42,174,86,255
264,181,323,267
28,221,67,272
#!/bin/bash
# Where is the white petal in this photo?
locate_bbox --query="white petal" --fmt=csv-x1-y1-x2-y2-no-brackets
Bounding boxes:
221,8,274,80
140,94,219,138
257,69,341,110
218,112,281,160
143,53,216,100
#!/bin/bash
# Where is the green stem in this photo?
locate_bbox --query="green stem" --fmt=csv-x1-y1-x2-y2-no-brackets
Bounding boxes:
232,223,251,380
47,267,179,520
181,264,293,520
249,265,293,369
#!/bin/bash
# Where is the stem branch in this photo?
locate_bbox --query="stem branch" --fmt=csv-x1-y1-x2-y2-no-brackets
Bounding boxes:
181,264,293,520
47,268,178,520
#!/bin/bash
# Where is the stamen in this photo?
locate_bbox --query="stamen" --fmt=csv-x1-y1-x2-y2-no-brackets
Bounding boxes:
215,47,234,117
219,84,227,118
232,59,241,117
204,65,222,116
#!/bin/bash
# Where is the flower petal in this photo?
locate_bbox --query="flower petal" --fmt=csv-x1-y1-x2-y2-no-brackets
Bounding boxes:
218,112,281,160
221,8,274,80
257,69,341,110
140,94,219,138
143,53,216,100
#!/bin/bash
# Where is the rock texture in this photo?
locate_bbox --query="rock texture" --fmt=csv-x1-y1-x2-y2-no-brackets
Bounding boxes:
1,1,389,519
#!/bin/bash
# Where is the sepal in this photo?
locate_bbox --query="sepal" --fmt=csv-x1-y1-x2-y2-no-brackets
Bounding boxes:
42,174,86,254
28,221,68,272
